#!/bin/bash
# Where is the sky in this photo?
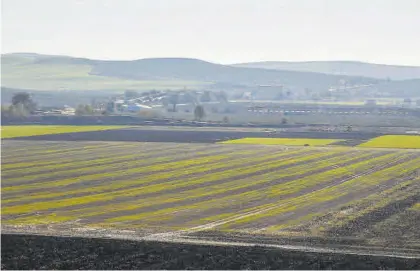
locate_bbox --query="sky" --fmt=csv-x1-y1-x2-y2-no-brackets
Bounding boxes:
1,0,420,65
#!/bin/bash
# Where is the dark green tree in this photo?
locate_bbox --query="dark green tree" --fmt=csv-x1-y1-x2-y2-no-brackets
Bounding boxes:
75,104,94,115
11,92,36,114
194,105,205,121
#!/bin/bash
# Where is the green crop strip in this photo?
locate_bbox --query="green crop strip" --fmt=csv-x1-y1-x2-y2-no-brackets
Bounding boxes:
1,147,277,204
125,152,408,227
1,150,412,233
1,142,185,172
221,157,420,230
1,143,70,154
1,144,236,181
4,151,390,225
2,145,250,187
2,143,131,164
1,148,313,207
2,149,247,193
97,151,398,224
46,151,368,220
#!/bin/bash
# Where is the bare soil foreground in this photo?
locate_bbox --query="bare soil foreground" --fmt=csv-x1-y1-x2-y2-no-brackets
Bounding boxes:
2,234,420,270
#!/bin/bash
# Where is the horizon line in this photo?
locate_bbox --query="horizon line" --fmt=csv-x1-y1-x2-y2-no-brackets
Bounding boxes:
2,51,420,68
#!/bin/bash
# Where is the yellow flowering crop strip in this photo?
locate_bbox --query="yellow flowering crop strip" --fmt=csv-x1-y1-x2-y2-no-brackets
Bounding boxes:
1,125,129,139
358,135,420,149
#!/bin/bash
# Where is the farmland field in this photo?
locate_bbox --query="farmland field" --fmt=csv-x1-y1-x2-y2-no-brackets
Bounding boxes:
1,125,130,139
2,139,420,256
358,135,420,149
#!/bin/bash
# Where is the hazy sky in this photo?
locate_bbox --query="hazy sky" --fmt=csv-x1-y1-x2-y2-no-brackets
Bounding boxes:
2,0,420,65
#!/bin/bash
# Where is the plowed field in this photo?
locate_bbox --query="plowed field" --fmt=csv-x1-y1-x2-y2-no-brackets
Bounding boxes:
2,139,419,254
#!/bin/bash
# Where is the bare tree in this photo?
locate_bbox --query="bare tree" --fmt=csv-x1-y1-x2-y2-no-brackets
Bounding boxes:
169,93,179,112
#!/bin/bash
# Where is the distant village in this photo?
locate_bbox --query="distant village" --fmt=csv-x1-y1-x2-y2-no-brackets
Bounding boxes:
31,86,420,118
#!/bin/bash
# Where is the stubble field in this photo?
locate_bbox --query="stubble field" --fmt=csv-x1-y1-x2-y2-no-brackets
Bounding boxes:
2,139,419,255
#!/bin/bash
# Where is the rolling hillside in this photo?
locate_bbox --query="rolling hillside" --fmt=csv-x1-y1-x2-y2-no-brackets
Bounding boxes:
2,53,379,92
233,61,420,80
1,53,208,91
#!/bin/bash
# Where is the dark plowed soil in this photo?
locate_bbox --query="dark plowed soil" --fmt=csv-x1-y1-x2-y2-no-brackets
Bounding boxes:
6,128,380,143
329,139,368,147
2,234,419,270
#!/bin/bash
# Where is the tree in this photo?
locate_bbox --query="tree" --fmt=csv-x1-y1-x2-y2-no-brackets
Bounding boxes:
194,105,205,121
9,103,28,117
75,104,94,115
12,92,30,106
11,92,36,114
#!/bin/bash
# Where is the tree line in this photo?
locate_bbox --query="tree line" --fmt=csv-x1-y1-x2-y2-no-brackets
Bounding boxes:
1,92,37,117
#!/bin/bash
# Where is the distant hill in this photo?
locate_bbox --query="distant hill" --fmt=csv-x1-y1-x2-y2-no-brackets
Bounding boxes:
232,61,420,80
1,53,208,91
1,53,379,92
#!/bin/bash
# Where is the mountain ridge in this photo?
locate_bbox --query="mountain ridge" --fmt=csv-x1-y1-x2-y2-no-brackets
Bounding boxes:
232,61,420,80
2,53,380,92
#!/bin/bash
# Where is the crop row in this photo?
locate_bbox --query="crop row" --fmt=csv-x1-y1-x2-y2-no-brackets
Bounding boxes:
2,142,197,169
2,148,334,213
115,153,418,229
2,143,244,185
2,141,419,240
297,178,420,236
2,146,306,196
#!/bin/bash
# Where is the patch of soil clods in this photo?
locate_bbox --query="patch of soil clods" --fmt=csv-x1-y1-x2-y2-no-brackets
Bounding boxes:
2,234,419,270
